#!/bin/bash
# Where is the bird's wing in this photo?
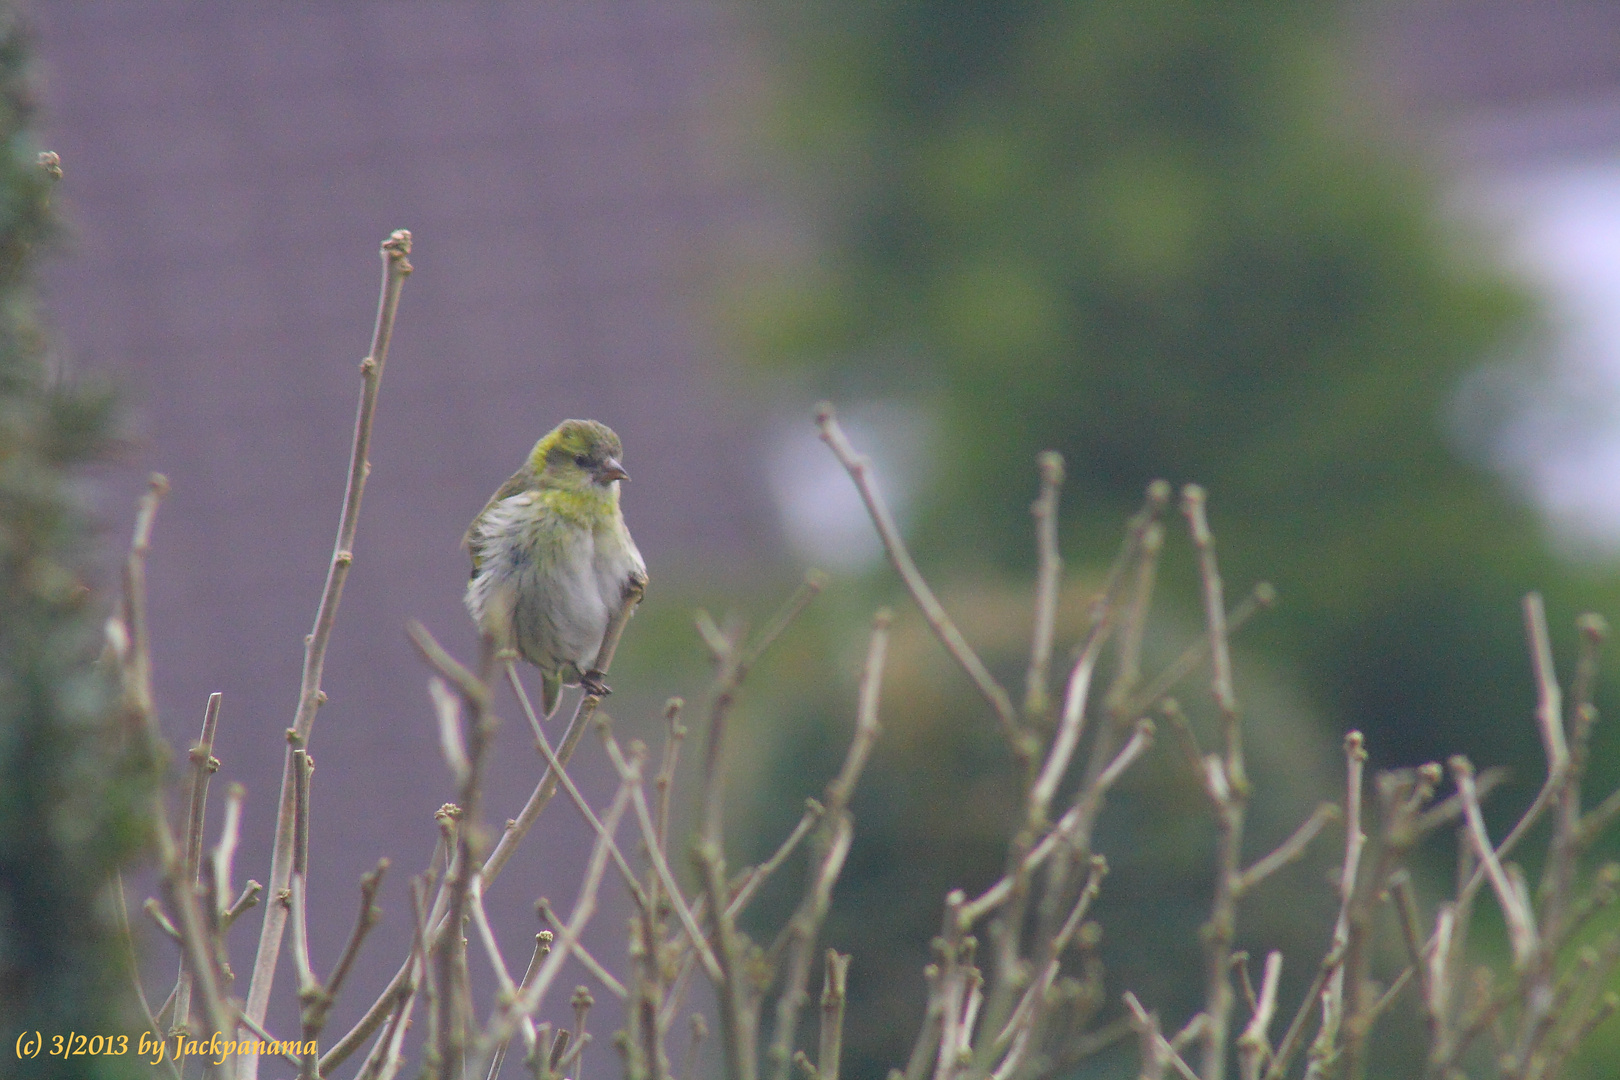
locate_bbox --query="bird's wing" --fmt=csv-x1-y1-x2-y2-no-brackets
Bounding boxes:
464,466,536,572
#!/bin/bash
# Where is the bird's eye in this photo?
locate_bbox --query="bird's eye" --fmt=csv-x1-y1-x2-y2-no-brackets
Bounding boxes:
574,454,591,468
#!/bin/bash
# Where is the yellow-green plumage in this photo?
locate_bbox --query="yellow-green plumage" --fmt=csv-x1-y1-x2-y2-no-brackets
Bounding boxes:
465,419,647,712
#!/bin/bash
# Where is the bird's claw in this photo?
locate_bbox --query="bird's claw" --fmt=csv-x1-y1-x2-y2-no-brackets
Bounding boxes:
580,670,612,698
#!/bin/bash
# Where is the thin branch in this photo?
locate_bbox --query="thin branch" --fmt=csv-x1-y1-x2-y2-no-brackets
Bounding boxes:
1234,803,1340,898
406,625,504,1080
656,697,688,855
467,777,634,1080
327,859,391,1014
114,875,183,1080
356,877,431,1080
657,797,827,1036
1122,583,1275,720
516,673,651,912
731,800,826,916
993,856,1107,1054
465,876,534,1063
324,630,609,1074
117,472,169,748
235,1010,306,1069
1523,593,1569,776
1450,756,1538,966
600,733,722,982
1308,730,1367,1075
958,720,1154,926
1236,952,1283,1080
536,900,627,999
182,693,224,883
1027,627,1105,828
144,898,181,942
1104,516,1165,720
1024,451,1065,720
1262,949,1333,1080
1387,871,1437,1035
823,608,890,815
766,611,889,1080
816,403,1022,751
740,568,828,675
211,782,246,926
173,692,223,1037
1184,484,1246,1080
116,475,235,1050
1123,993,1202,1080
244,230,413,1075
485,933,553,1080
818,951,851,1080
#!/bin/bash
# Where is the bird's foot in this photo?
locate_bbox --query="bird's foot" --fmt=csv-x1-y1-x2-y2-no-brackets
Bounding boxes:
580,669,612,698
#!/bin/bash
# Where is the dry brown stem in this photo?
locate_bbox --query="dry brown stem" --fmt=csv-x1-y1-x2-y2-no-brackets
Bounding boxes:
816,403,1021,751
244,231,413,1077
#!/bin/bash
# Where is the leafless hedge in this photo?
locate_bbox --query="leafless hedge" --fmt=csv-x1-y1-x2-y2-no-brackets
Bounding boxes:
113,232,1620,1080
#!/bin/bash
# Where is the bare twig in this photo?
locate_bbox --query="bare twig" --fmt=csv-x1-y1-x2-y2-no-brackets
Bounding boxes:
1523,594,1568,776
1024,452,1065,720
114,475,235,1051
314,859,390,1030
768,613,889,1080
244,231,413,1077
1123,583,1275,721
1184,484,1246,1080
516,675,651,913
1450,756,1537,966
958,720,1154,926
466,876,535,1067
816,403,1022,751
467,778,633,1080
1027,626,1105,828
324,593,627,1075
355,877,431,1080
993,856,1107,1056
1305,731,1367,1076
657,798,828,1036
1124,992,1202,1080
211,782,246,925
172,692,223,1035
1236,952,1283,1080
535,900,627,999
818,951,851,1080
598,731,721,982
741,569,828,675
1234,803,1340,898
114,875,183,1080
406,624,505,1080
484,933,552,1080
730,800,826,916
656,697,688,853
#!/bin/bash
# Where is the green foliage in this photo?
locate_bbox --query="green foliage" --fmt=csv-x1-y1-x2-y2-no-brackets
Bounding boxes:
0,10,151,1076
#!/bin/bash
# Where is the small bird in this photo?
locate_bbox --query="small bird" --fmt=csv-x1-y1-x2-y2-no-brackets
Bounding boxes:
464,419,647,714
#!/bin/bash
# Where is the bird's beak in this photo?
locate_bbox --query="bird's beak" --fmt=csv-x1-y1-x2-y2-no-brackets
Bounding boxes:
597,458,630,484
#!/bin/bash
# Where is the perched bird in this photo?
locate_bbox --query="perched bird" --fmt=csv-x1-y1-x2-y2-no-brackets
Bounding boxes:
464,419,647,713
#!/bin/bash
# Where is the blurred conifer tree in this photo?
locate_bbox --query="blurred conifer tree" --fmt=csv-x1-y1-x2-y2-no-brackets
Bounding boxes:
0,9,150,1076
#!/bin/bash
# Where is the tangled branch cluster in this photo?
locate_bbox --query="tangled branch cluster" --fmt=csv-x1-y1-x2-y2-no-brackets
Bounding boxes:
114,235,1620,1080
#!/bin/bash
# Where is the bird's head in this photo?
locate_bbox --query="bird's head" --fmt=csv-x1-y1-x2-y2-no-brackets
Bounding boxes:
529,419,630,493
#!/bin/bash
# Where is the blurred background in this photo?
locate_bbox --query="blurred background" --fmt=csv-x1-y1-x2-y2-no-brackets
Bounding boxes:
26,0,1620,1076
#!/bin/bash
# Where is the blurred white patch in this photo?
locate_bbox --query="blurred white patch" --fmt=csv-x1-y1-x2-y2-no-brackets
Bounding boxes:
766,400,931,571
1456,156,1620,556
